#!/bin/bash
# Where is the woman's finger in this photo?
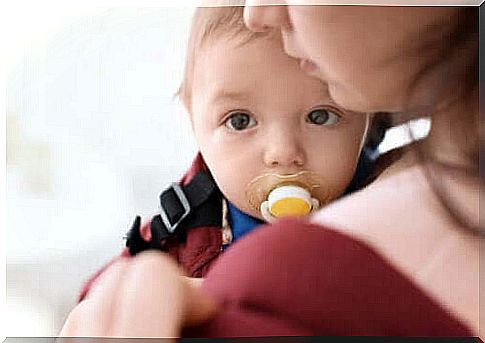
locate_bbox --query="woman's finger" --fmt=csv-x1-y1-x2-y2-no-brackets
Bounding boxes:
183,276,204,288
182,276,219,327
60,258,130,337
59,298,111,337
112,251,187,337
60,251,217,338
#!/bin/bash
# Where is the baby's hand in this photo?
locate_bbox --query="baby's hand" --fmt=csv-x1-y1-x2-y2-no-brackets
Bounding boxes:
58,251,218,339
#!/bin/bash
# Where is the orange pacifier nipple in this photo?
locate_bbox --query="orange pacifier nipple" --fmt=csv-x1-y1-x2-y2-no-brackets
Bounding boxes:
245,171,330,222
266,185,315,217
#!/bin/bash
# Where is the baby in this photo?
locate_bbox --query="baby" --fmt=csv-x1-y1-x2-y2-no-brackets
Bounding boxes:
78,6,385,301
175,5,370,229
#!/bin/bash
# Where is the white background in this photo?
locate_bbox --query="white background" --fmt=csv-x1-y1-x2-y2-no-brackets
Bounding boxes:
6,6,197,336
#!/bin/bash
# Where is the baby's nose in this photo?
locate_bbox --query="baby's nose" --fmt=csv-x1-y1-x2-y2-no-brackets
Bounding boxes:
263,131,305,168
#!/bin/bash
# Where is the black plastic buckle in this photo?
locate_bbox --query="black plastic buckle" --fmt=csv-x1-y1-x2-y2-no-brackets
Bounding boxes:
159,183,191,234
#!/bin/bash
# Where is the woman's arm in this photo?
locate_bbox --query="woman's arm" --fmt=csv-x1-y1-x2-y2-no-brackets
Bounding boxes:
59,251,218,338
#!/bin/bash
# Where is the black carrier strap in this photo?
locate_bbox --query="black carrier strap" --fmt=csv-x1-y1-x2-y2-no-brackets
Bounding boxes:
125,171,222,256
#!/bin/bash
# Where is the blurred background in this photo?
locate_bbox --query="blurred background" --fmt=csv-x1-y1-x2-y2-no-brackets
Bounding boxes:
5,4,429,337
6,6,198,336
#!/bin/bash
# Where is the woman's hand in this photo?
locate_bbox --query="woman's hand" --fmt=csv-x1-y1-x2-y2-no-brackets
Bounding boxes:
59,251,218,338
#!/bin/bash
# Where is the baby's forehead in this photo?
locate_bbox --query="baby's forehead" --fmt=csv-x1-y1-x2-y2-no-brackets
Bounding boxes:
194,9,268,56
199,28,267,58
195,38,329,93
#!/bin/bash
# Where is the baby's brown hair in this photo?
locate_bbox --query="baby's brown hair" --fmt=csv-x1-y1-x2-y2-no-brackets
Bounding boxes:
177,5,268,112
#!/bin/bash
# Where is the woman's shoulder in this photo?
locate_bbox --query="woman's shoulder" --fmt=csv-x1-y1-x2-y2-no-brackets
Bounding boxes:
311,163,470,271
195,215,472,337
310,164,479,333
312,162,431,246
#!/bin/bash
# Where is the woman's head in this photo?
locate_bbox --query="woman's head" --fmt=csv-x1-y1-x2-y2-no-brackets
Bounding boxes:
243,3,480,232
243,4,477,116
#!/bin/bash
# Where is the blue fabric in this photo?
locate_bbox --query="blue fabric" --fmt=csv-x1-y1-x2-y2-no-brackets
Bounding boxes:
227,201,264,244
343,146,378,195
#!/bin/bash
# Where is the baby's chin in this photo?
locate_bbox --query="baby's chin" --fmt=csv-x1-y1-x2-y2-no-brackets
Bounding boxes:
240,204,266,222
225,199,263,222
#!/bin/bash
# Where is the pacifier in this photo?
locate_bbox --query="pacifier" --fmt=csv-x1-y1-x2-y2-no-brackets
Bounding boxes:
245,171,331,222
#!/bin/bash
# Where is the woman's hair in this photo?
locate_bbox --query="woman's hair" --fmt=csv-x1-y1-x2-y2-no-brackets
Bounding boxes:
406,8,480,234
364,113,394,153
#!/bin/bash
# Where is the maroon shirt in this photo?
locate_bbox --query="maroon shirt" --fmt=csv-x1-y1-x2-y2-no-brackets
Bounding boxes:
184,218,474,337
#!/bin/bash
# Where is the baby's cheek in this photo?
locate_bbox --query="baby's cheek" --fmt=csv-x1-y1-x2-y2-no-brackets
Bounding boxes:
315,157,360,196
209,168,255,213
224,183,265,219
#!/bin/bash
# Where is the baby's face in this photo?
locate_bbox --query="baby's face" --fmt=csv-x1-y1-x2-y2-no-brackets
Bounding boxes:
190,35,369,220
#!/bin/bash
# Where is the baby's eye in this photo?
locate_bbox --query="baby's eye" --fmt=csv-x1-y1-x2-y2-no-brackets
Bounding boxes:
306,108,341,126
224,112,257,131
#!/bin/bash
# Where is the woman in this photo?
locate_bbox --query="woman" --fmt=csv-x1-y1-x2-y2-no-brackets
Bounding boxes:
60,4,480,338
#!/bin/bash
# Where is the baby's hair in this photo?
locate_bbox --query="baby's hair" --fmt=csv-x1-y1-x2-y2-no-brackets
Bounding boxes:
177,5,269,111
